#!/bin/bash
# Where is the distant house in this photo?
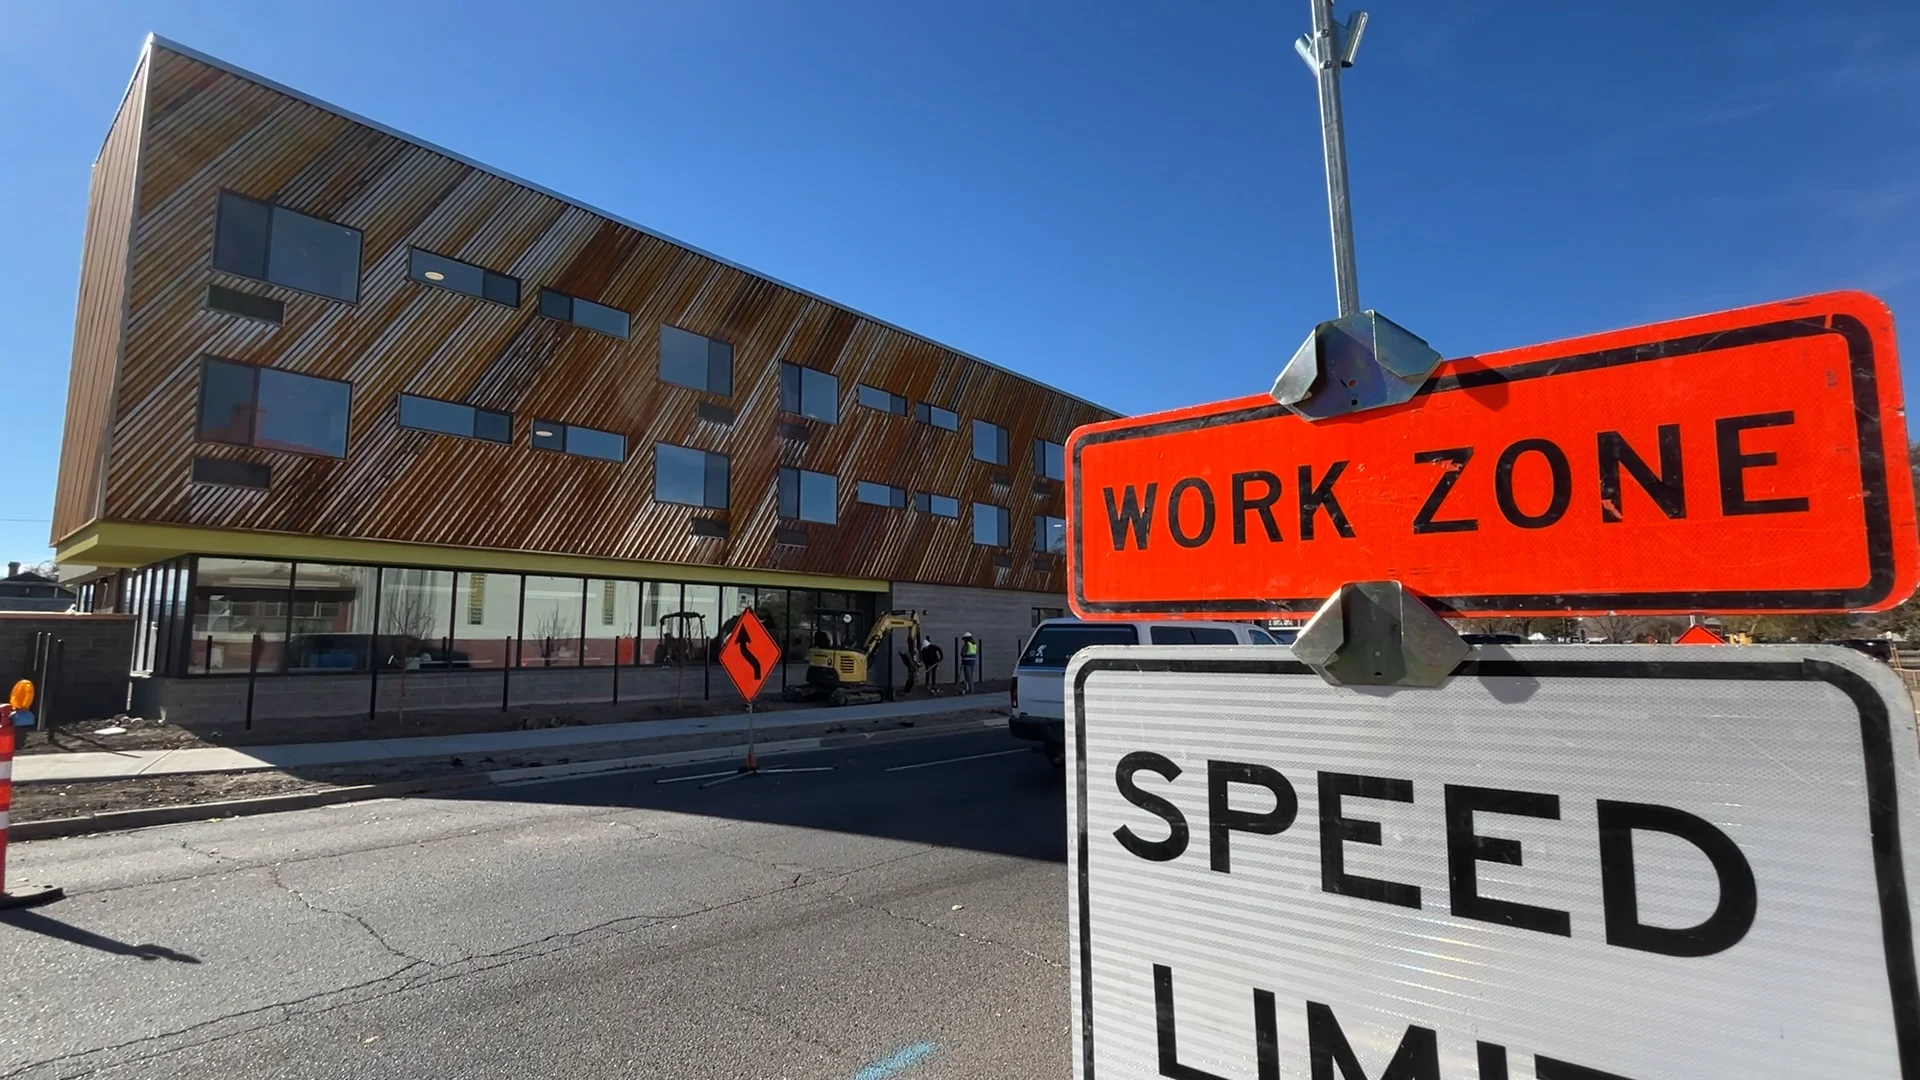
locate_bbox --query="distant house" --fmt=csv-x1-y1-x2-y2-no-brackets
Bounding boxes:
0,563,77,613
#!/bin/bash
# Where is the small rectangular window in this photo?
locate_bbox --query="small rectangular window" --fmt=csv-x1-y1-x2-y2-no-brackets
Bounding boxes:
780,467,838,524
538,287,630,339
656,443,729,509
973,419,1010,466
1035,514,1067,555
409,249,520,308
399,394,511,444
197,355,351,457
214,192,362,303
913,492,959,519
914,402,959,431
780,362,839,423
1036,438,1066,481
532,419,623,460
857,385,908,416
857,481,908,508
660,326,734,395
972,502,1010,547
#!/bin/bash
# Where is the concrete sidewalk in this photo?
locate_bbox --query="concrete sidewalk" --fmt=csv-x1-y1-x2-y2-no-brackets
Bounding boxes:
16,693,1011,784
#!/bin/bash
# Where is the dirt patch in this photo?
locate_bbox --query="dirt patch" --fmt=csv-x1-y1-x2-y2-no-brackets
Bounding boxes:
10,706,1008,823
20,681,1010,756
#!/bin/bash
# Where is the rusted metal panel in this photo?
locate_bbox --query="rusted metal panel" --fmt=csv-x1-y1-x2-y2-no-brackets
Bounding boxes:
63,41,1113,593
52,54,150,544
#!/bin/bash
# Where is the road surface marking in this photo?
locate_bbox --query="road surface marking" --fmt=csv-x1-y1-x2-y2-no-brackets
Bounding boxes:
884,749,1027,772
853,1041,936,1079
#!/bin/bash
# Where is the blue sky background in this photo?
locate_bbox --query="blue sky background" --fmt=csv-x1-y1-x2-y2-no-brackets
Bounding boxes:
1,0,1915,565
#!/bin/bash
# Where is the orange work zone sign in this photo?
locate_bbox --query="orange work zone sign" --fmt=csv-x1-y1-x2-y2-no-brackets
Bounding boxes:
718,609,782,702
1069,292,1915,619
1677,624,1730,645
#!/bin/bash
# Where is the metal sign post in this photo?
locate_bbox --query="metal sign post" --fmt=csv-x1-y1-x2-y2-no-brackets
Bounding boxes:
657,609,834,789
1297,0,1368,318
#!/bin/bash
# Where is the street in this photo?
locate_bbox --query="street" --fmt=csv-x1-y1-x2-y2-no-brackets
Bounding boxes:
0,730,1069,1079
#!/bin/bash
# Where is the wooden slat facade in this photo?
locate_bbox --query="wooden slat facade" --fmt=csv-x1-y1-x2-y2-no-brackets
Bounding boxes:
51,54,149,541
56,38,1115,593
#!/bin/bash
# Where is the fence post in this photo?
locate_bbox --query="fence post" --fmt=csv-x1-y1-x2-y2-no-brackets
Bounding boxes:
44,639,64,733
612,636,621,705
703,638,711,700
205,634,214,675
245,633,261,731
501,636,512,711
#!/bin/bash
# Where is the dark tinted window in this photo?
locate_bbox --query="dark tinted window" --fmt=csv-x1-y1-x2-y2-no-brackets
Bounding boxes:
1148,626,1242,645
472,408,512,443
1035,514,1067,554
973,419,1010,465
564,424,625,462
1189,627,1239,645
857,481,907,508
915,492,960,518
539,288,571,320
198,357,258,445
538,288,629,338
1019,623,1138,668
1036,438,1067,480
531,420,564,451
781,363,839,423
213,193,271,280
972,503,1010,546
213,192,362,302
857,385,907,415
398,394,472,437
914,403,958,431
1248,628,1278,645
409,248,519,308
780,468,838,524
662,326,732,393
656,444,728,509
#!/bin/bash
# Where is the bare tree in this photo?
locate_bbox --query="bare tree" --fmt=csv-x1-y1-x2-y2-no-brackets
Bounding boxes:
533,606,577,667
1581,613,1644,643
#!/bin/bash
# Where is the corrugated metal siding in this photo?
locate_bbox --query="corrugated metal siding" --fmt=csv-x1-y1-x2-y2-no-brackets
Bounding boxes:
51,56,150,543
87,43,1112,590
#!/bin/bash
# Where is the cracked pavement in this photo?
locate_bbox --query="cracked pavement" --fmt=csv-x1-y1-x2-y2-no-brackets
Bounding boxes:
0,730,1069,1079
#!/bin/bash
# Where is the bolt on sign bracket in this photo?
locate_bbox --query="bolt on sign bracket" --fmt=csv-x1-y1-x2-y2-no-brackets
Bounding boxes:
1271,309,1443,420
1290,580,1469,688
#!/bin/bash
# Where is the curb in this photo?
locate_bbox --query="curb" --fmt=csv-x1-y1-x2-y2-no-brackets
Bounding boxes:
10,774,486,842
11,713,1013,841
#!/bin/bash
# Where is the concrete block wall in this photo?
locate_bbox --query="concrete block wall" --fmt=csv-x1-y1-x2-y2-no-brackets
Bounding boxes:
890,582,1067,680
0,613,135,723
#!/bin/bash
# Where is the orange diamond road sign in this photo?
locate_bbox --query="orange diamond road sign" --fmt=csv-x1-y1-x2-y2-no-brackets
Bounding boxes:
1068,292,1916,619
1677,624,1730,645
718,608,781,702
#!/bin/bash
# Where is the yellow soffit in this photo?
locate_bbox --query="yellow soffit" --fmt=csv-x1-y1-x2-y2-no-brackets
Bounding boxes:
55,522,891,593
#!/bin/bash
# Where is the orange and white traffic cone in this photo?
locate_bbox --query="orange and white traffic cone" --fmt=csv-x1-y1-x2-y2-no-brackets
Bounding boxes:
0,681,63,909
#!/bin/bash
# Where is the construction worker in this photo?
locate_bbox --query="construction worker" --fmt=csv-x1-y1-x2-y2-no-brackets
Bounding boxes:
960,632,979,693
919,636,945,694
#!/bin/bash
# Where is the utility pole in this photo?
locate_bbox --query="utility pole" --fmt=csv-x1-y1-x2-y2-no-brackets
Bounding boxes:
1295,0,1369,317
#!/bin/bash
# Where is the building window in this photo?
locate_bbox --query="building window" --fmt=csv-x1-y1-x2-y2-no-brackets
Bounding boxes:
857,481,908,509
1032,606,1065,626
1035,514,1067,555
973,502,1011,547
973,420,1010,466
213,191,363,303
398,394,511,444
531,419,625,462
914,402,959,431
197,355,351,457
781,363,839,423
656,444,730,508
538,287,630,339
1035,438,1066,481
914,492,959,519
857,385,907,416
660,326,733,394
780,467,838,524
408,248,519,307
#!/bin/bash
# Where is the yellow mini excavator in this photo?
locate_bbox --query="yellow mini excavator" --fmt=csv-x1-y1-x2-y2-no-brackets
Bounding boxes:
787,608,924,706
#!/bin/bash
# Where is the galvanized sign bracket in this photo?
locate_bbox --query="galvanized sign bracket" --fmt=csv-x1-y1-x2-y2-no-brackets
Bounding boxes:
1271,309,1443,420
1291,580,1469,688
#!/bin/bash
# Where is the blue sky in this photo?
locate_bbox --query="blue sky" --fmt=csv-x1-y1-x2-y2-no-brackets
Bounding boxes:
2,0,1915,565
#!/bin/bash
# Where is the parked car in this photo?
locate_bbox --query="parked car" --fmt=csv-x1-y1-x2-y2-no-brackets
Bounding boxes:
1460,633,1526,646
1827,639,1895,663
1009,618,1285,767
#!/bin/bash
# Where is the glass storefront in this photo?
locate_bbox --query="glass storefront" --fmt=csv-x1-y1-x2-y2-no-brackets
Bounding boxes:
127,555,882,678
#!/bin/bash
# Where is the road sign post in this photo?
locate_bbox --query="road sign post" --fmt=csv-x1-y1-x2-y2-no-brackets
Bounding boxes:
659,609,834,789
1067,645,1920,1078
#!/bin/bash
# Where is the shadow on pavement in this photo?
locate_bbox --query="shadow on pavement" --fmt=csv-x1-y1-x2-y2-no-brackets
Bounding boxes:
0,908,202,963
459,730,1069,864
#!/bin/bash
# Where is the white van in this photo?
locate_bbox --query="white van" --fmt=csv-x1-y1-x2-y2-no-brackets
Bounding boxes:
1008,618,1285,765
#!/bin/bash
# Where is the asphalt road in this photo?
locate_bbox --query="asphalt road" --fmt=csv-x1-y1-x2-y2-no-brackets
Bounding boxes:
0,728,1070,1079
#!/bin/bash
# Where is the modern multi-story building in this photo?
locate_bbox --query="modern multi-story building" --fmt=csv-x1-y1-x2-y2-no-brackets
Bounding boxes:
52,36,1111,719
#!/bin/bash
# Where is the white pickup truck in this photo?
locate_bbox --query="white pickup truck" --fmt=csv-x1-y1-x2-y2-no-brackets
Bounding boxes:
1008,617,1288,766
